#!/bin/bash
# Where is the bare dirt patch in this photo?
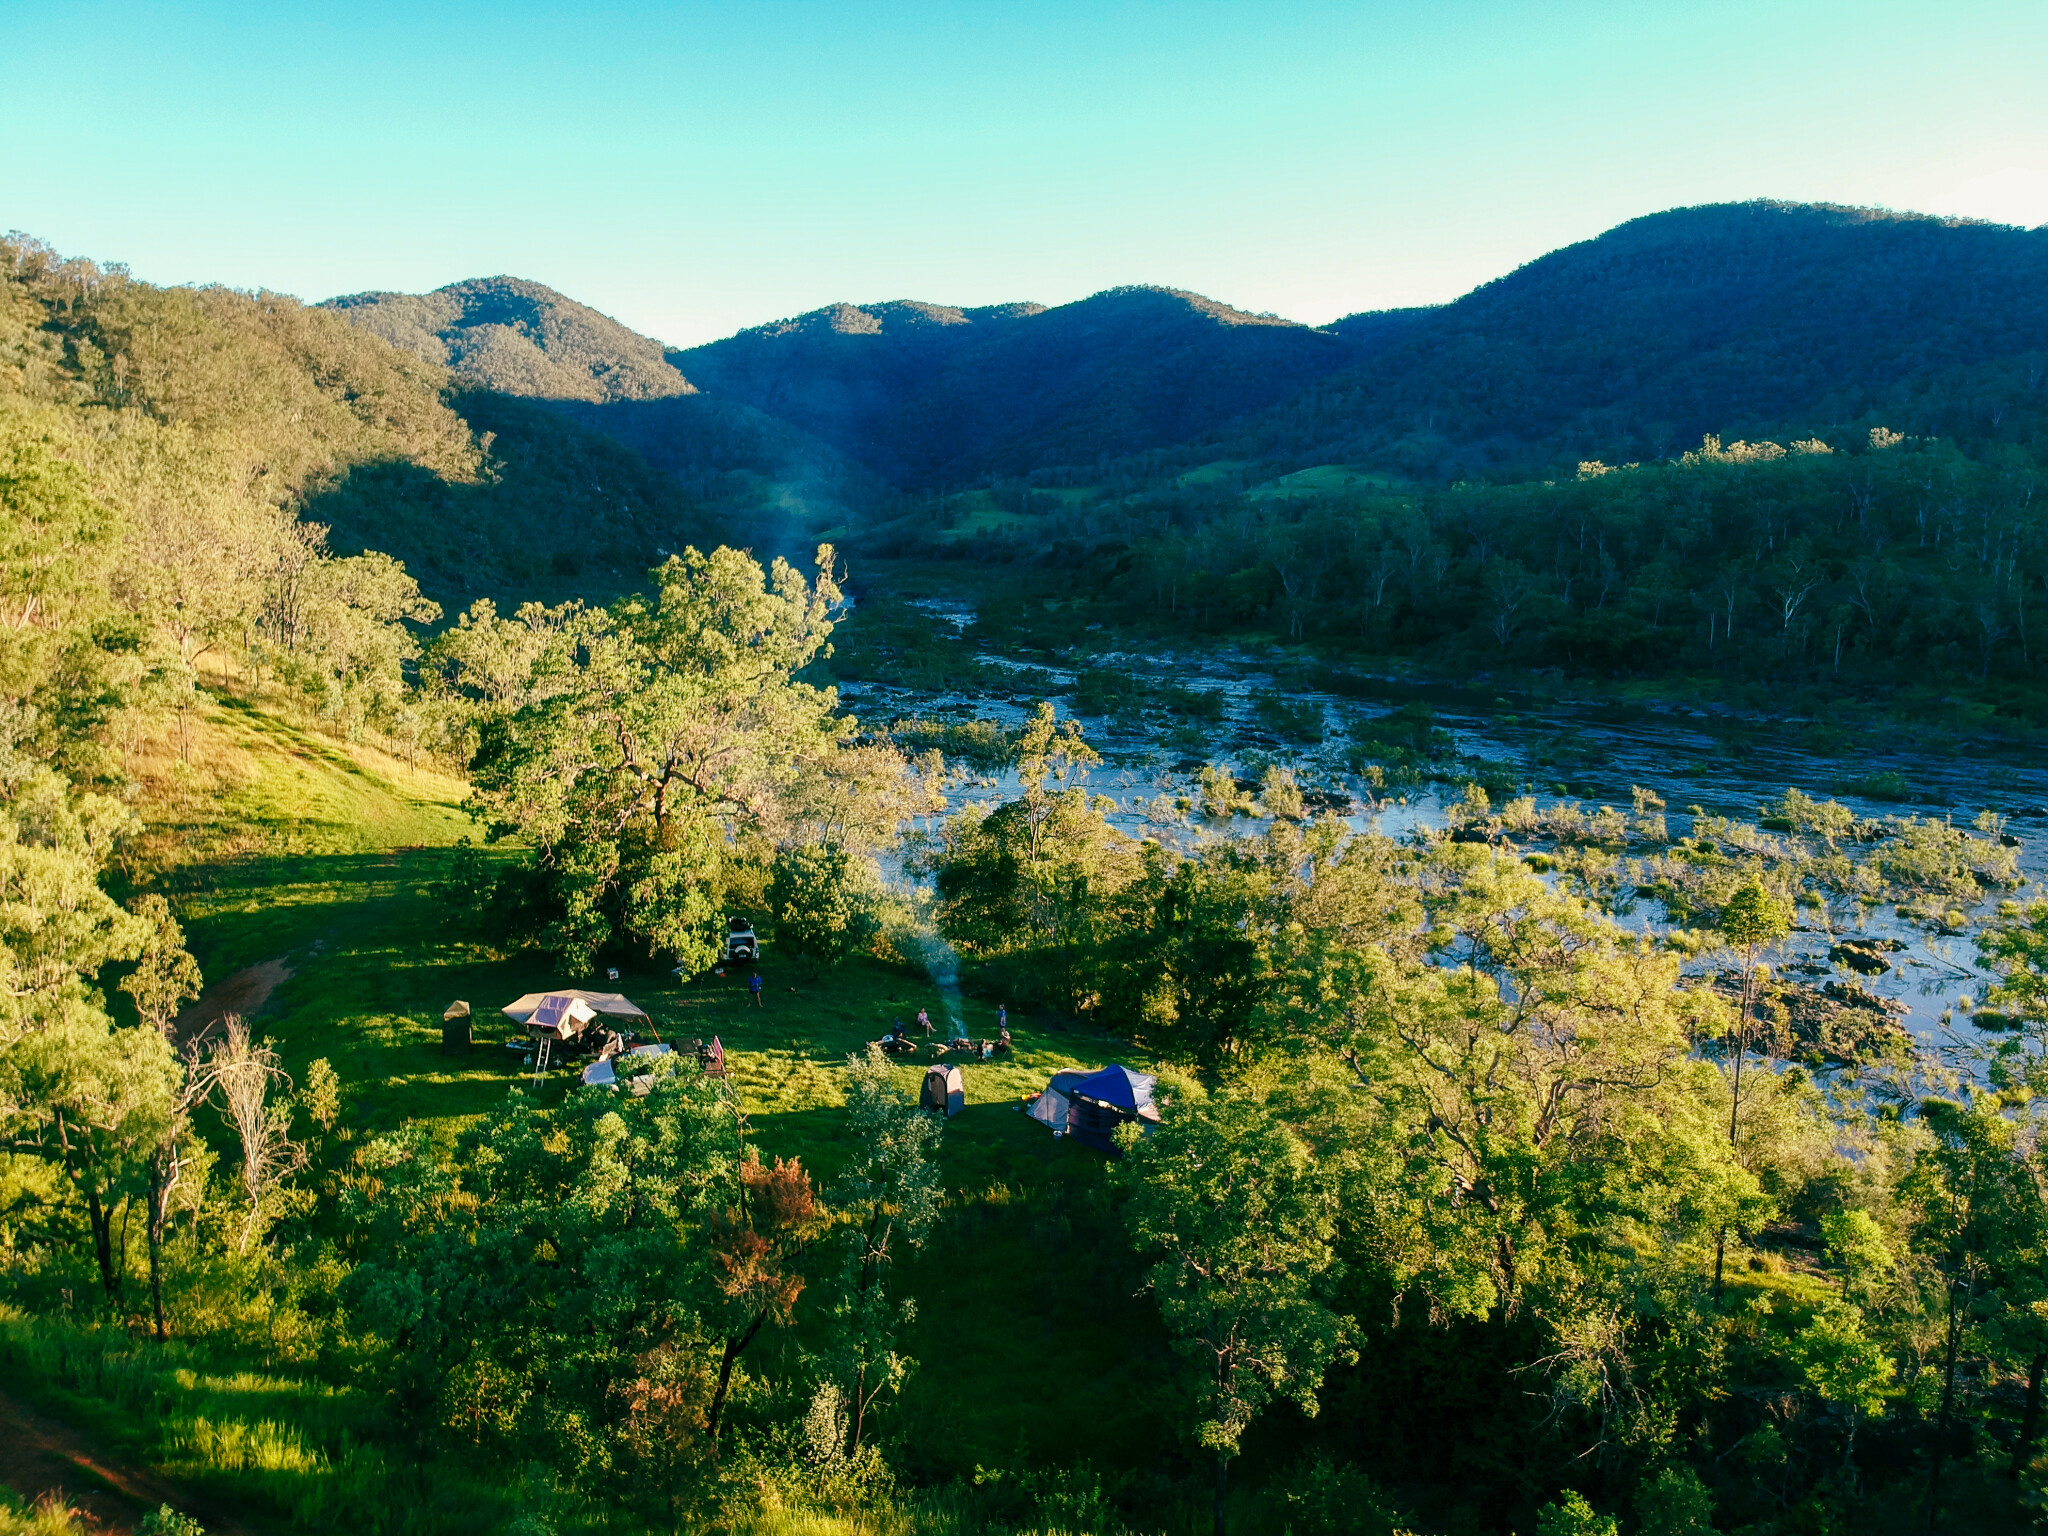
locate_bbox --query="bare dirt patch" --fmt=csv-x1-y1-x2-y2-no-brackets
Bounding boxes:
174,957,294,1044
0,1389,255,1535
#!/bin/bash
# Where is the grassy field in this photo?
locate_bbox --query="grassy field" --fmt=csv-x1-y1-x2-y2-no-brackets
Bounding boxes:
36,699,1192,1530
173,832,1179,1478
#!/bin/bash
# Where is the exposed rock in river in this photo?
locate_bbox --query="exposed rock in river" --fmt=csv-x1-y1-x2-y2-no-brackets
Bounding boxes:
1711,972,1912,1067
1829,936,1907,975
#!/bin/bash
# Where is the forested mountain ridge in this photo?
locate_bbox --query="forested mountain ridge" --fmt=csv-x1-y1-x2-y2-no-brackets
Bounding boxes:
1226,201,2048,480
0,233,709,776
322,202,2048,504
326,275,886,554
673,285,1359,485
323,275,696,403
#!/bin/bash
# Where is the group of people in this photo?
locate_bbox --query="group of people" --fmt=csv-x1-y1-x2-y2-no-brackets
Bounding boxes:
877,1004,1011,1057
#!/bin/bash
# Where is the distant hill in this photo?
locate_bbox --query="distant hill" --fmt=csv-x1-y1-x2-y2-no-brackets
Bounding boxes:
674,287,1358,486
0,245,707,612
323,277,881,553
323,277,695,404
321,201,2048,518
1237,202,2048,479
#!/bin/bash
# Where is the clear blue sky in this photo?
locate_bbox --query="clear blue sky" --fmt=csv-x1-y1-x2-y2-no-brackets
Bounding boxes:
3,0,2043,346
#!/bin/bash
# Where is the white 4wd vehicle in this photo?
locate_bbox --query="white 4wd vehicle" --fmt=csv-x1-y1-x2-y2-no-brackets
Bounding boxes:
726,917,759,963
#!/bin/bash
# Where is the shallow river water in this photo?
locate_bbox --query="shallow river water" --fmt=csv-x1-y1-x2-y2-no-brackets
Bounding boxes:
843,603,2048,1051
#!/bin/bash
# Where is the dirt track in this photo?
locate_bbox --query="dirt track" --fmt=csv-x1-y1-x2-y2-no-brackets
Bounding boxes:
0,1389,253,1534
172,958,294,1043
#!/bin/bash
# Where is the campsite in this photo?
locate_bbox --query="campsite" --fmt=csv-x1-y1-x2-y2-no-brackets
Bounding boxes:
132,812,1186,1492
16,114,2048,1525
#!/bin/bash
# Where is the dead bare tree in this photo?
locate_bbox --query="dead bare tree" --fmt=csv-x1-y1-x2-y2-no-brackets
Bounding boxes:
148,1040,212,1339
204,1015,306,1253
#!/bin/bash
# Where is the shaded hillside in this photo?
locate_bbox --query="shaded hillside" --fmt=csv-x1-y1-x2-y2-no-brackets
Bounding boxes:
547,393,891,563
325,276,877,550
309,390,709,605
3,239,706,615
324,276,695,403
675,287,1358,485
1240,201,2048,479
669,299,1042,479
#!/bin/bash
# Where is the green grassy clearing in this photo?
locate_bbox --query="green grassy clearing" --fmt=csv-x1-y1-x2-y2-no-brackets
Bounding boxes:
937,507,1036,541
178,840,1179,1477
50,698,1189,1526
1245,465,1396,501
1170,460,1253,488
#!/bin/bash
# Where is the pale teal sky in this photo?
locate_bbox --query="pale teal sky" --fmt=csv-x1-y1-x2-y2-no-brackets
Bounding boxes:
2,1,2043,345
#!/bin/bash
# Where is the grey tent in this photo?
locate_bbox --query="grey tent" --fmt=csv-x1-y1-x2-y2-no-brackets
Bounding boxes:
921,1063,964,1117
1027,1070,1092,1135
441,1000,472,1056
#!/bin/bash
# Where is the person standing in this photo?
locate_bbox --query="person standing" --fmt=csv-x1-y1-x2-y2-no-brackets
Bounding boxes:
748,971,764,1007
997,1004,1007,1033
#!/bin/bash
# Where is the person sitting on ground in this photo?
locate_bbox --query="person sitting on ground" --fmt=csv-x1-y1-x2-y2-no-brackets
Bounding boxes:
996,1023,1012,1052
916,1007,932,1034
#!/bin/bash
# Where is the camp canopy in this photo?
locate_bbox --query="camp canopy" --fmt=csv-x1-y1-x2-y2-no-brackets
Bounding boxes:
501,990,649,1040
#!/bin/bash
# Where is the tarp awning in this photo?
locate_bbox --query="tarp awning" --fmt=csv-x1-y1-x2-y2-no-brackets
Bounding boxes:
583,1042,675,1091
501,989,650,1031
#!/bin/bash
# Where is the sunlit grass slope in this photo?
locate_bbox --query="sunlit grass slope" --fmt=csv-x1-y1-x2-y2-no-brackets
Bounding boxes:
120,697,1180,1503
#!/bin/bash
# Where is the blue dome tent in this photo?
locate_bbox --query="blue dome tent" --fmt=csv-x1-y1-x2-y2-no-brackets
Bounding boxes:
1028,1063,1159,1154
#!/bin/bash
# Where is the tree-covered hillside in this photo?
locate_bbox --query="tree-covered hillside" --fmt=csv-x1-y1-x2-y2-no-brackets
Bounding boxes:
3,240,707,610
323,275,696,403
675,287,1358,486
1226,202,2048,481
327,276,884,553
326,202,2048,522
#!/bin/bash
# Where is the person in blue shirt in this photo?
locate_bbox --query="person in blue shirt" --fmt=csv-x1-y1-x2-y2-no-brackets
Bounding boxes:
748,971,764,1007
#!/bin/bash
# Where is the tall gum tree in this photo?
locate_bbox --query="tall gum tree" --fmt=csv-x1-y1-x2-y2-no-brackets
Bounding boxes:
469,544,888,970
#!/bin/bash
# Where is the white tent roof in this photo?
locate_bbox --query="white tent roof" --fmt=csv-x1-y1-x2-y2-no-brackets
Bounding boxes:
501,989,650,1025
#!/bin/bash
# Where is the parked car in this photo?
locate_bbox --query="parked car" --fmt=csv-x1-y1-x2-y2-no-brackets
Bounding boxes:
726,916,759,963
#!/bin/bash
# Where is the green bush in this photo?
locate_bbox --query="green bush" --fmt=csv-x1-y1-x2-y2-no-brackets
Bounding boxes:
1072,667,1146,716
1161,685,1227,721
137,1508,206,1536
1254,692,1325,742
